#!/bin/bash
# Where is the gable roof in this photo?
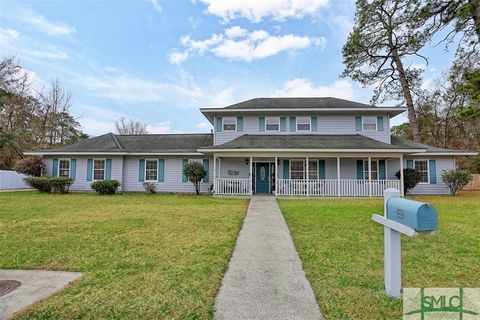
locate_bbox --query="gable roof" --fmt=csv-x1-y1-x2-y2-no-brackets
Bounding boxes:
26,133,213,155
199,134,424,153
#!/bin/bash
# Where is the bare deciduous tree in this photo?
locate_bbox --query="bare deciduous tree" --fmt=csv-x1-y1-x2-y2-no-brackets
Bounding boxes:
115,117,148,135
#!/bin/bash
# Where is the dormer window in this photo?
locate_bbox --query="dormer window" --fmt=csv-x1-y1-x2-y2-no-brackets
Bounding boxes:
362,116,377,131
297,117,311,131
223,117,236,131
265,117,279,131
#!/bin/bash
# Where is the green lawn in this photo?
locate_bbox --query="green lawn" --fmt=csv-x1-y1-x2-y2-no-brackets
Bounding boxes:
278,194,480,320
0,192,248,319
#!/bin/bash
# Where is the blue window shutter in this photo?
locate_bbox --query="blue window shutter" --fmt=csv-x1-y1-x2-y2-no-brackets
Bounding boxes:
203,159,209,183
311,117,318,132
290,117,296,132
379,160,386,180
106,159,112,179
70,159,77,180
356,160,364,179
215,117,222,132
355,116,362,131
429,160,437,184
319,160,326,179
377,116,384,131
158,159,164,182
52,159,58,177
259,117,265,132
407,159,414,169
280,117,287,132
237,117,243,132
283,160,290,179
182,159,188,182
87,159,93,181
139,159,145,182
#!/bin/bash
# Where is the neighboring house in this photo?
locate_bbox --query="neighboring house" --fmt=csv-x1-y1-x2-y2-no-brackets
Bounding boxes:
26,98,476,196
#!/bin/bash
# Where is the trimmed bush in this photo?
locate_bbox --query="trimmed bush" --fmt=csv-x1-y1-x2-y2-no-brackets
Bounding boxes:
183,162,207,195
24,176,73,193
143,182,157,193
395,168,421,195
15,157,45,176
441,169,473,195
91,179,120,195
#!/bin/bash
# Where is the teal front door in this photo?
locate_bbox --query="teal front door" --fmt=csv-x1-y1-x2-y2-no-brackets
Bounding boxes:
255,163,270,193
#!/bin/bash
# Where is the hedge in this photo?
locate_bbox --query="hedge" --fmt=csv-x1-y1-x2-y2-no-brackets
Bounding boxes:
24,176,73,193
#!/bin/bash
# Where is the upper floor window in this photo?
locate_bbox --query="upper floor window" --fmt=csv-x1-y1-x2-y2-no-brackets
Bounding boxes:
93,159,106,181
363,160,379,180
223,117,236,131
362,116,377,131
266,117,279,131
145,159,158,182
414,160,429,183
58,159,70,177
297,117,311,131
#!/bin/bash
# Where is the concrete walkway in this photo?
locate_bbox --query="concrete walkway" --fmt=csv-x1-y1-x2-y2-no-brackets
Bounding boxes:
214,196,322,320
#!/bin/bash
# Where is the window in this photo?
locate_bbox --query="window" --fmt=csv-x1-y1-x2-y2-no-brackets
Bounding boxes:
93,159,105,181
290,160,305,179
223,117,236,131
145,159,158,181
362,116,377,131
363,160,379,180
297,117,311,131
265,117,279,131
58,159,70,177
308,160,318,179
414,160,429,183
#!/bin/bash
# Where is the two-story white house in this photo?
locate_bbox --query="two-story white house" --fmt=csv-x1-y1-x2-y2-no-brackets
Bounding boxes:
27,97,476,196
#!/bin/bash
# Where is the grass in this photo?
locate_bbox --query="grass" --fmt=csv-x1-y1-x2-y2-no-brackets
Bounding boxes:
278,193,480,319
0,192,248,319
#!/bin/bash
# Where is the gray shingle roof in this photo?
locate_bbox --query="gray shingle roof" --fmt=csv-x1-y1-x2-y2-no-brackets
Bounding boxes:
35,133,213,153
222,97,387,109
391,136,475,154
201,134,419,150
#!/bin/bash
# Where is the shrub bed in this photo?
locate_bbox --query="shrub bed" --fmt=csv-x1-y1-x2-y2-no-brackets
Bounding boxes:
24,176,73,193
91,180,120,195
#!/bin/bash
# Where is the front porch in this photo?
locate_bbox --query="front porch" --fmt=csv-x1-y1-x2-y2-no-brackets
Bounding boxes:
212,155,404,197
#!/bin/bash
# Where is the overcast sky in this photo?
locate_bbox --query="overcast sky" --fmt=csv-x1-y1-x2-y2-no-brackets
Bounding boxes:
0,0,456,135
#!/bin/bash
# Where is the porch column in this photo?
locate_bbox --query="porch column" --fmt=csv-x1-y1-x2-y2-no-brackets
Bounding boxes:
337,157,341,197
213,154,216,194
274,156,278,196
249,156,253,196
400,155,404,196
368,156,372,197
306,156,309,197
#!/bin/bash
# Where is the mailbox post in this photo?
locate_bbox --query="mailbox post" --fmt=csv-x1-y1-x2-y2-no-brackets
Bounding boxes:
372,188,438,298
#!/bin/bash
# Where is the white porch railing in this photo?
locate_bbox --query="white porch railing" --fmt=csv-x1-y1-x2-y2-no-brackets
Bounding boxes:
276,179,402,197
214,178,250,195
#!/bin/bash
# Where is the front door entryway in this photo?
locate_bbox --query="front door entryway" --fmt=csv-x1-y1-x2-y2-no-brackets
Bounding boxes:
255,162,270,193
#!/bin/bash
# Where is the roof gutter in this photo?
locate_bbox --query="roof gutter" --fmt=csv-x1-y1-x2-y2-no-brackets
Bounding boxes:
410,152,478,156
24,152,204,156
197,148,425,153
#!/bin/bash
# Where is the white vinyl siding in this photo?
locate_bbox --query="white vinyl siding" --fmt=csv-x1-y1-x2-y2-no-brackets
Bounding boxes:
58,159,70,177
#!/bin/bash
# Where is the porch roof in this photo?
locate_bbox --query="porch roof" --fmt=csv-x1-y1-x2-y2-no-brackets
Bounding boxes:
199,134,424,153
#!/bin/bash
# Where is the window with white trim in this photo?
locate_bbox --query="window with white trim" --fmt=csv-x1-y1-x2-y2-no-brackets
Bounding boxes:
58,159,70,177
363,160,379,180
414,160,429,183
297,117,311,131
145,159,158,181
290,160,305,179
265,117,279,131
362,116,377,131
93,159,105,181
308,160,318,179
223,117,236,131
